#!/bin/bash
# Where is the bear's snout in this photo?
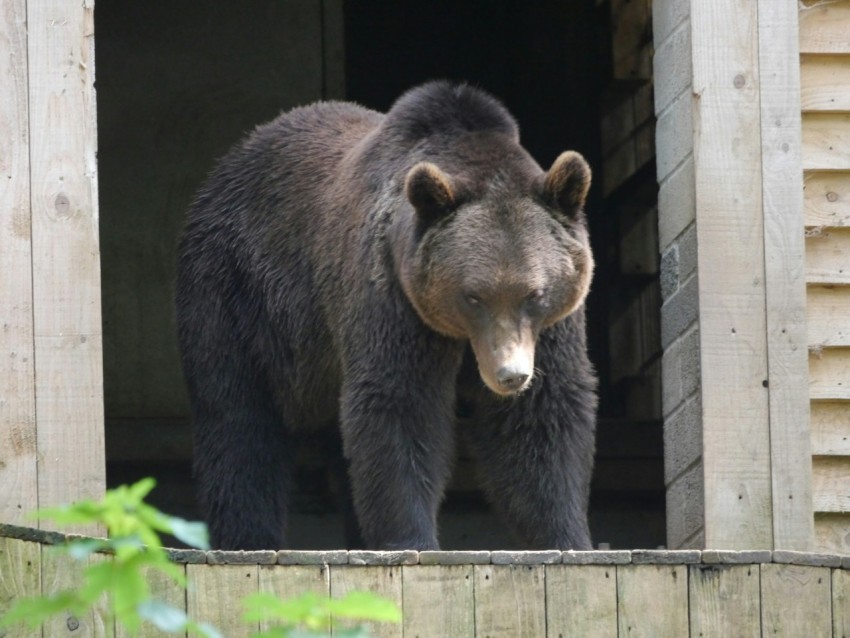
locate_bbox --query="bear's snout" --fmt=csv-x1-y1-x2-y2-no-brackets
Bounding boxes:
496,366,530,393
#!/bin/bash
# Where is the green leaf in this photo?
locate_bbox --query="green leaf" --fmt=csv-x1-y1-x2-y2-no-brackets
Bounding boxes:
0,591,77,629
326,591,401,623
168,518,210,550
138,599,190,632
128,477,157,501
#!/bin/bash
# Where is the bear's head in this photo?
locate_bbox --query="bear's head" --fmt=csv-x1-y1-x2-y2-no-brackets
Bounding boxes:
398,149,593,397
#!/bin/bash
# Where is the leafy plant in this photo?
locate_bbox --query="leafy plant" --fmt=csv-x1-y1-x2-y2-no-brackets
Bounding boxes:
0,478,401,638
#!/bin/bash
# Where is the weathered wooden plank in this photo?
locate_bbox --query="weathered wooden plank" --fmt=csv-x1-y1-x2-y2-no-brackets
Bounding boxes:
814,513,850,553
27,0,105,534
0,0,37,528
689,564,760,637
799,0,850,54
617,565,688,637
41,552,114,637
691,0,773,549
834,567,850,638
804,171,850,228
802,113,850,171
545,565,617,638
259,564,329,633
760,564,832,637
758,0,814,551
473,564,546,638
809,349,850,400
186,564,258,638
0,537,41,638
807,287,850,347
806,228,850,285
801,54,850,112
329,566,402,638
401,565,473,638
115,565,186,638
812,455,850,512
811,401,850,455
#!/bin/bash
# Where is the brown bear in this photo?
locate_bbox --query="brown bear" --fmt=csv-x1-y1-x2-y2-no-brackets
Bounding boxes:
176,81,597,551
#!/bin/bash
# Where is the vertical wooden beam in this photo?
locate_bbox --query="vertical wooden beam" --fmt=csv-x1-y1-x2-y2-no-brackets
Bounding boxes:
617,565,688,637
757,0,814,551
473,565,546,638
186,564,258,638
690,0,773,549
329,566,402,638
545,565,617,637
26,0,105,533
0,537,41,638
0,0,37,527
760,563,832,637
688,565,760,637
402,565,474,638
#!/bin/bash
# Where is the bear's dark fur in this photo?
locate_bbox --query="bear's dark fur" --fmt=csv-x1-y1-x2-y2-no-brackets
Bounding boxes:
176,81,598,551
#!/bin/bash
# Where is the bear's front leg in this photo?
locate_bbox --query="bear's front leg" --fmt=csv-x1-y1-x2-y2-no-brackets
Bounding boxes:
339,332,462,550
462,318,598,550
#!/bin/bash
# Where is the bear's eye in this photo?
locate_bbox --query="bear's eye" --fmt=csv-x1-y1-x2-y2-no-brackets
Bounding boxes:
525,289,548,311
465,293,482,307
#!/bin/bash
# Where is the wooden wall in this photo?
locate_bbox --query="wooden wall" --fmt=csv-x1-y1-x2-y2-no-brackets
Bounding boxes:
0,0,104,535
2,532,848,638
800,0,850,554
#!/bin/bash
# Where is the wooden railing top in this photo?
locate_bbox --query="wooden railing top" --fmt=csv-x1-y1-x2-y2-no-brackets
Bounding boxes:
2,523,847,569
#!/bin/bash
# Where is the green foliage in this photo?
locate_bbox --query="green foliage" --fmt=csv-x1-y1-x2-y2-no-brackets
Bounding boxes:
245,590,402,638
0,478,401,638
0,478,217,637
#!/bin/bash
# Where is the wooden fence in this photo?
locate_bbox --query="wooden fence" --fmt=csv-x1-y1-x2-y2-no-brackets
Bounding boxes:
1,527,848,637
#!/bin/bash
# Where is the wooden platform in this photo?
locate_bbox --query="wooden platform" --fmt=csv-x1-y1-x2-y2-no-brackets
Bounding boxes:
1,525,848,637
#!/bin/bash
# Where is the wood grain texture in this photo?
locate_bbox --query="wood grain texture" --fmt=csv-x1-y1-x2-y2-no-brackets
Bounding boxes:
115,565,186,638
402,565,474,638
810,401,850,455
804,171,850,228
41,552,114,637
758,0,813,550
689,564,760,638
807,287,850,347
259,564,329,633
808,348,850,400
691,0,773,549
760,564,832,637
473,564,546,638
834,567,850,638
329,566,402,638
806,228,850,285
27,0,105,534
811,455,850,512
814,513,850,553
186,564,258,638
0,537,41,638
802,113,850,171
545,565,617,638
799,0,850,54
0,0,37,528
617,565,688,638
801,54,850,112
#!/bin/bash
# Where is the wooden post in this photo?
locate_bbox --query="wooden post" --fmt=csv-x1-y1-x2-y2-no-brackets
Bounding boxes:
0,0,106,531
655,0,813,550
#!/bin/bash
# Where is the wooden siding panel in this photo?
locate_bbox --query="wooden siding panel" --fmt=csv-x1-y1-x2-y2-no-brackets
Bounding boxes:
799,0,850,54
804,171,850,228
617,565,688,637
806,287,850,347
0,538,41,638
801,54,850,112
115,565,186,638
27,0,105,534
0,0,37,527
834,568,850,638
691,0,773,549
806,228,850,285
689,565,760,638
186,564,258,638
545,565,617,638
814,513,850,553
802,113,850,171
810,401,850,456
402,565,474,638
812,456,850,513
473,565,546,638
760,564,832,637
330,566,402,638
809,348,850,400
758,0,814,550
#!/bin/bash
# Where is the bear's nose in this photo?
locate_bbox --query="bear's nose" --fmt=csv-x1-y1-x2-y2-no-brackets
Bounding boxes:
496,368,529,392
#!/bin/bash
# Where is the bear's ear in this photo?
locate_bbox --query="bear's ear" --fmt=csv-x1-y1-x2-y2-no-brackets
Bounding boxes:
405,162,457,223
542,151,591,218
